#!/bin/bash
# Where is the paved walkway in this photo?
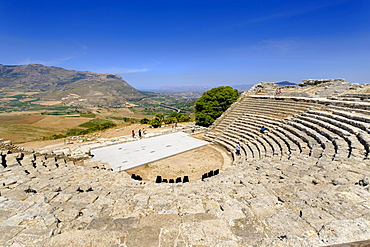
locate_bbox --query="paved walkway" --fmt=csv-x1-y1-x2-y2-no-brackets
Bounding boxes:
91,132,208,171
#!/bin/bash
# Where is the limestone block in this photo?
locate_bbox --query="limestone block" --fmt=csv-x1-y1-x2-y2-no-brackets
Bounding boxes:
86,217,113,230
0,225,25,246
181,213,217,223
337,191,367,203
300,207,336,231
265,212,316,238
9,227,51,247
0,212,38,227
257,235,323,247
176,197,205,215
106,217,139,231
44,229,123,247
247,196,281,219
319,218,370,245
180,219,237,246
158,227,181,247
230,217,267,245
51,193,73,203
126,226,160,247
0,199,35,215
139,214,181,229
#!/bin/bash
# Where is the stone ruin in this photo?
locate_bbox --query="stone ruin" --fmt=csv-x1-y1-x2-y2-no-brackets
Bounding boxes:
1,79,370,246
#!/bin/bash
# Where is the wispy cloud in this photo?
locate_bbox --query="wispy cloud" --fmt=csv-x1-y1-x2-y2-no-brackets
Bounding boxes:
18,56,73,66
225,0,350,28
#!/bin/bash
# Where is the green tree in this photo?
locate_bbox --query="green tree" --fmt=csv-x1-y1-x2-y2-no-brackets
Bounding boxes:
140,118,150,124
164,117,177,124
155,113,164,122
168,112,190,123
194,86,240,127
149,117,162,128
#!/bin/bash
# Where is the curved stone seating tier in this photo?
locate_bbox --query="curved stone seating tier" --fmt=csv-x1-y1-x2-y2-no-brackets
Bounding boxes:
208,96,319,133
213,135,246,164
300,112,369,159
229,122,286,159
328,105,370,116
290,117,342,159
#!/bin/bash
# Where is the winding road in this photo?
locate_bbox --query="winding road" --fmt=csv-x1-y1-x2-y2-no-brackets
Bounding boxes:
159,102,180,113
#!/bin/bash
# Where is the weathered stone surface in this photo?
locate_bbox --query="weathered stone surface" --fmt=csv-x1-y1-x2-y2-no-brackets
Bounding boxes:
180,219,237,246
139,213,181,228
9,228,51,247
44,229,123,247
265,212,316,238
182,213,218,222
106,217,138,231
319,218,370,245
86,217,113,230
230,217,267,245
0,225,25,246
126,226,160,247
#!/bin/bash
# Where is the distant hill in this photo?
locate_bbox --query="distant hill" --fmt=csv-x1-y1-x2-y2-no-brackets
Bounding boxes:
0,64,144,108
149,84,255,93
152,85,211,93
275,81,297,86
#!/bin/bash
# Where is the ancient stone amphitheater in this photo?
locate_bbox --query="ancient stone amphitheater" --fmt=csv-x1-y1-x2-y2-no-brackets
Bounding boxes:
1,79,370,246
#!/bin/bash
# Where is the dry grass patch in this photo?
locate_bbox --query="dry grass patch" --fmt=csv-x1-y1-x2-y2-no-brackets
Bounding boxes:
0,115,45,124
31,115,93,129
32,100,62,105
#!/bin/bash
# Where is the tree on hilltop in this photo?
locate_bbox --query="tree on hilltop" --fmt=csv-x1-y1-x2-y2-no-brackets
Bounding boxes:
194,86,240,127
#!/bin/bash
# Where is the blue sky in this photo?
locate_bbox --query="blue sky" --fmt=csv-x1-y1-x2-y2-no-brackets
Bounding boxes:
1,0,369,89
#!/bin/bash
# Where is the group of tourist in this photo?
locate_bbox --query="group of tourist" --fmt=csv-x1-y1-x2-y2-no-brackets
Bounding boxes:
132,128,146,139
275,88,282,96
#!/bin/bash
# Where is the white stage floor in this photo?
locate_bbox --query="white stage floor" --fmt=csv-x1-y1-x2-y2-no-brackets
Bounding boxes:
91,132,208,171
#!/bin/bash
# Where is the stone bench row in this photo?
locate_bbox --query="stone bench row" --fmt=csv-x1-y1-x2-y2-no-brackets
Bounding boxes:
217,119,303,161
299,112,370,158
236,100,316,114
213,135,246,164
327,105,370,116
210,112,316,161
228,114,313,160
228,122,285,159
209,96,318,132
290,113,368,160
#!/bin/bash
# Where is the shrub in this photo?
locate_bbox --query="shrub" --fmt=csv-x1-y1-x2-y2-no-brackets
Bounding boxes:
140,118,150,124
149,117,162,128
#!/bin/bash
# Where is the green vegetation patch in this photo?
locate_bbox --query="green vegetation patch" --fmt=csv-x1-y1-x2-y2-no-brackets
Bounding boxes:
80,113,96,118
48,106,70,111
9,94,26,99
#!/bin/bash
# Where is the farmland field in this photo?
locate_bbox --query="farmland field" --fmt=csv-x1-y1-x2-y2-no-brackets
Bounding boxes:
0,114,94,143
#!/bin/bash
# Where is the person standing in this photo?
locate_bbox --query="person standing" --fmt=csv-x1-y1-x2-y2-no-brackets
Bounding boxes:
138,129,142,139
132,130,135,139
236,142,241,156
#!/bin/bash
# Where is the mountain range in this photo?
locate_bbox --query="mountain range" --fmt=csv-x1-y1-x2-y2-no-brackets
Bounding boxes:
0,64,144,108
